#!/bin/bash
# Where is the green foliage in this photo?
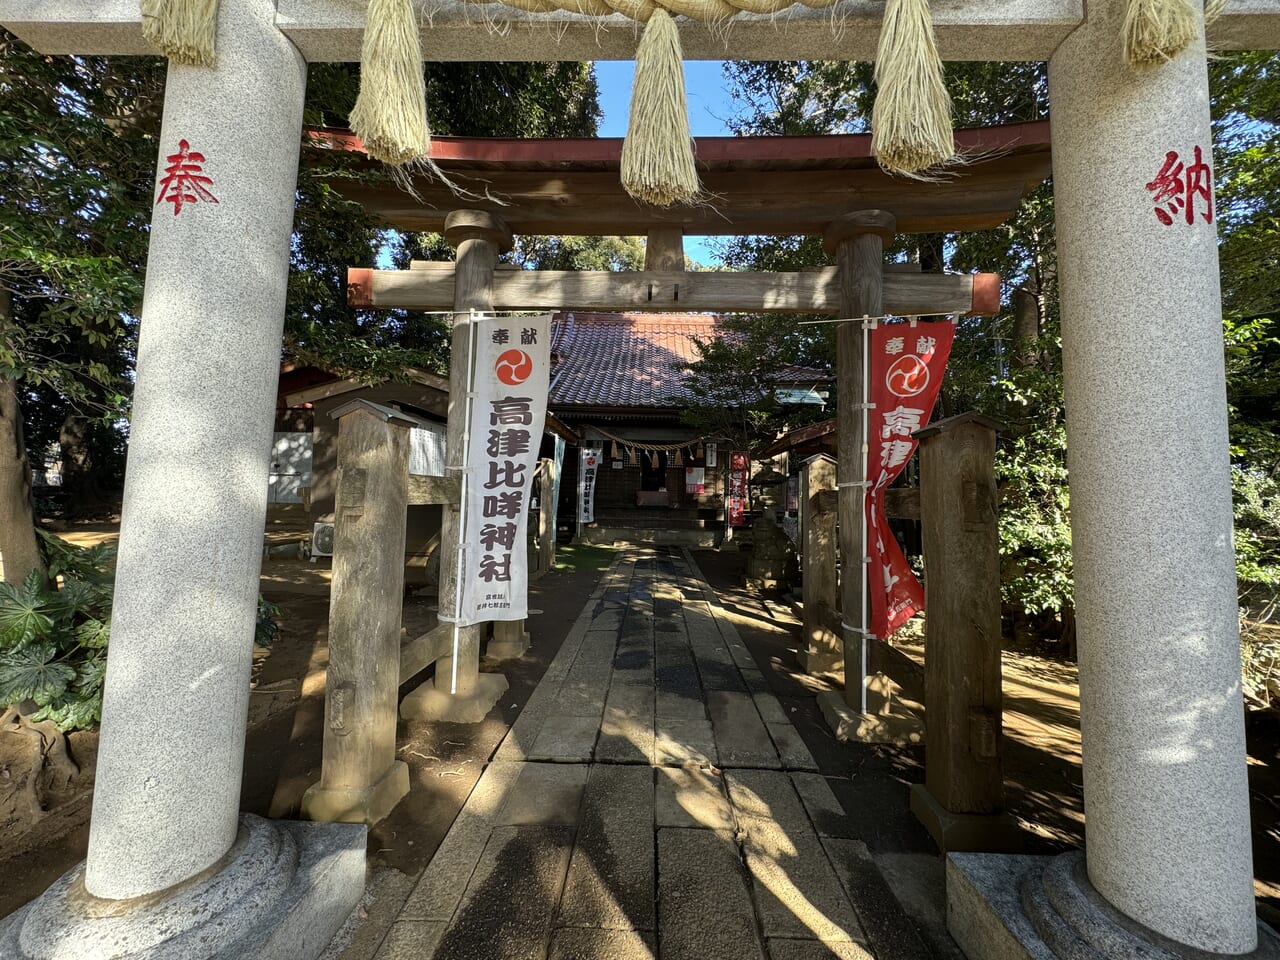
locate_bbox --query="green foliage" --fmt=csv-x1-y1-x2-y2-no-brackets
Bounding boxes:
0,541,110,731
0,35,162,497
996,424,1073,617
256,596,282,648
288,61,607,383
0,533,282,730
1233,467,1280,605
676,313,828,455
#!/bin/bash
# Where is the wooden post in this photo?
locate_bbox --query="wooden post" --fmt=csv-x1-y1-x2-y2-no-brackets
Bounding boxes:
908,411,1019,852
644,226,684,272
301,400,412,825
537,456,557,576
401,211,513,722
799,454,841,678
824,210,896,713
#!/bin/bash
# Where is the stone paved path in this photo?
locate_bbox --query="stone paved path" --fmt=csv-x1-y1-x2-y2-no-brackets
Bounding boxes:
375,547,886,960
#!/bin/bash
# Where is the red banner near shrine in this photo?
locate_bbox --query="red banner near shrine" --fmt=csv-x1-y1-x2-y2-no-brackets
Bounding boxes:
728,452,750,527
865,320,955,640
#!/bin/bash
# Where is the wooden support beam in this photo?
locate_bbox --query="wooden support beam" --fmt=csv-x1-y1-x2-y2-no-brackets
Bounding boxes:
867,638,926,706
799,456,841,678
347,265,1000,317
831,210,894,713
536,457,557,578
406,474,460,506
910,411,1013,851
645,227,684,272
883,487,921,521
399,623,454,685
809,600,925,705
401,210,512,720
301,405,411,825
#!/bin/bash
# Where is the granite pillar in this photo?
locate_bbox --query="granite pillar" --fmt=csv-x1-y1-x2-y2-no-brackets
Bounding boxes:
86,0,311,900
1051,1,1255,951
948,1,1263,957
1,1,366,957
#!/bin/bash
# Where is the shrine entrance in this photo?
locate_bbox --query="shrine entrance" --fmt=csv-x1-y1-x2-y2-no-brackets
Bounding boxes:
2,0,1274,956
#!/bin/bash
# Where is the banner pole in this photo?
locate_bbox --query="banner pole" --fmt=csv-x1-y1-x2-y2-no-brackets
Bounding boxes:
449,308,482,694
860,314,872,716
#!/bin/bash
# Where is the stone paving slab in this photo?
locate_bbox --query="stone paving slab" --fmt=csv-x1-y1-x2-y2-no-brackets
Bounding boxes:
547,928,656,960
430,826,574,960
558,765,655,931
791,773,855,839
766,939,876,960
373,920,447,960
528,714,600,762
655,767,736,831
708,690,784,768
654,719,718,766
820,838,934,960
496,763,588,826
657,828,766,960
767,722,821,772
726,770,867,945
389,548,918,960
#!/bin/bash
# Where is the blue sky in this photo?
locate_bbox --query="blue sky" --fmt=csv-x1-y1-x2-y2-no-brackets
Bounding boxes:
594,60,735,266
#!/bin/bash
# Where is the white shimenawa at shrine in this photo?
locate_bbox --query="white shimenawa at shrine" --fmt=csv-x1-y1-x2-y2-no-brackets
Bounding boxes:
1,0,1279,958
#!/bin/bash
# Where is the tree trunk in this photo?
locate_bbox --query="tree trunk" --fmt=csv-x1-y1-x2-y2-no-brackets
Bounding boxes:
1012,286,1042,371
58,414,108,519
0,292,46,585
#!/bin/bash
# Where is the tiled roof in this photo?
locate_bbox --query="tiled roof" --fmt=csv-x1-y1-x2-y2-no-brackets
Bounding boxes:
547,312,828,410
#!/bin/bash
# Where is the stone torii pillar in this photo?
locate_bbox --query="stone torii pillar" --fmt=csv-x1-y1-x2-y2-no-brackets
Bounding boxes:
401,211,512,722
0,0,365,956
948,0,1275,956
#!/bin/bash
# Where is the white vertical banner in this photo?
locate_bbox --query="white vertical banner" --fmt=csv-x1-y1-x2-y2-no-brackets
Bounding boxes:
459,313,552,625
579,447,601,523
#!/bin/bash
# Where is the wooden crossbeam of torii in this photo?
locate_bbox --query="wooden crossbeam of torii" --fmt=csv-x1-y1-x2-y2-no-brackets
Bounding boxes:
2,0,1277,59
347,263,1002,317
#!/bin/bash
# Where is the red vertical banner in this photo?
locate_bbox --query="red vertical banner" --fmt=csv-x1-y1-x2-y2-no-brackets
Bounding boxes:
728,452,750,527
865,320,956,639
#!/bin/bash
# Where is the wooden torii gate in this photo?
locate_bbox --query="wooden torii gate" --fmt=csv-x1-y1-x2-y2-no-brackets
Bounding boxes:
336,126,1032,747
1,1,1276,959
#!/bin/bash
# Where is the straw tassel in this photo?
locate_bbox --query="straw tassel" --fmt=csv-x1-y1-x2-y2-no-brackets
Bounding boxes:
621,9,701,207
611,440,620,459
1123,0,1199,67
1204,0,1225,25
350,0,432,166
870,0,955,176
140,0,220,66
674,448,683,467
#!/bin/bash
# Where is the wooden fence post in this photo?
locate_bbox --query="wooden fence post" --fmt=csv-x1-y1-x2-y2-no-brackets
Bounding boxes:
538,456,557,576
302,399,412,825
799,454,841,678
909,411,1020,852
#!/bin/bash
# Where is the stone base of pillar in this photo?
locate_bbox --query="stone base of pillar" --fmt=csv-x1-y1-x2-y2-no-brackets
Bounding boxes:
400,672,509,723
301,760,410,826
798,646,844,681
909,784,1022,855
0,815,365,960
817,688,924,745
947,852,1280,960
487,621,531,661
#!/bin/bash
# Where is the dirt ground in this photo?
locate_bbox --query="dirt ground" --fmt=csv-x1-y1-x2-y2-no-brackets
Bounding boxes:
3,516,1278,935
